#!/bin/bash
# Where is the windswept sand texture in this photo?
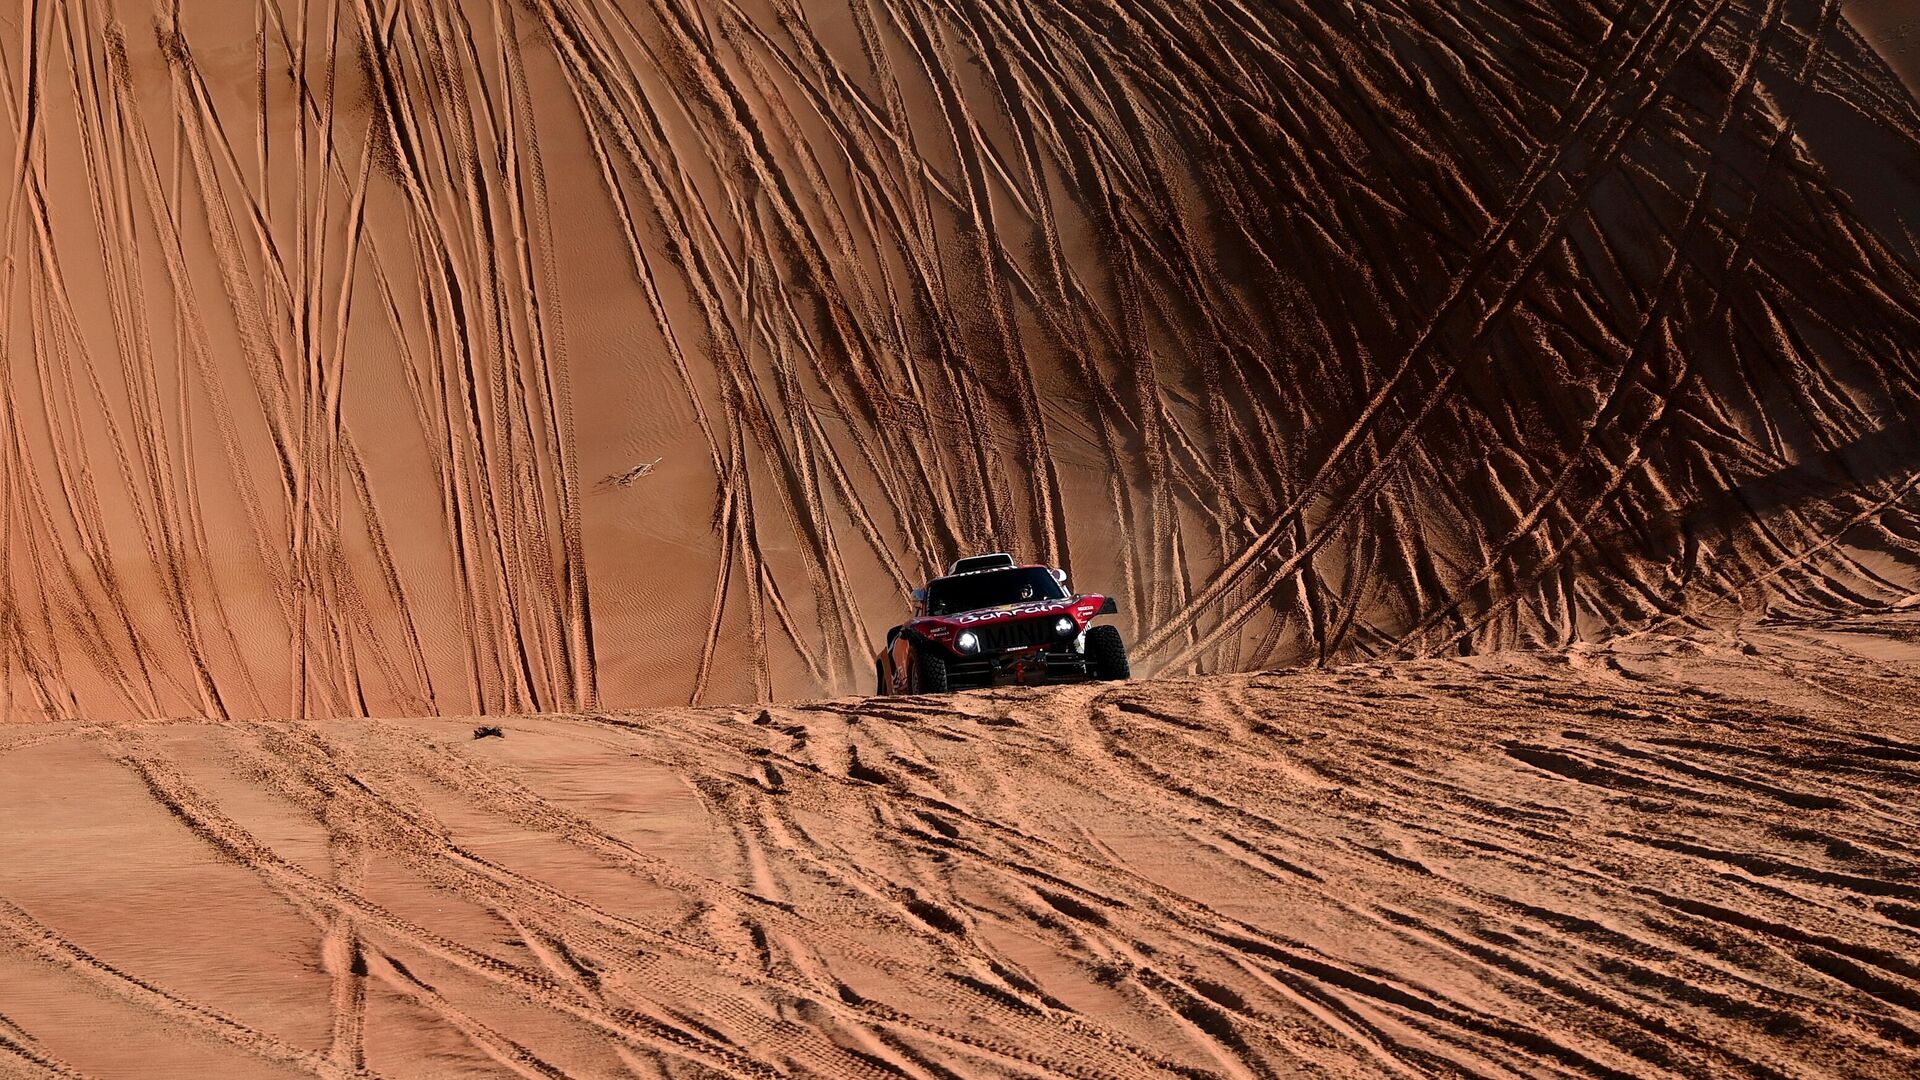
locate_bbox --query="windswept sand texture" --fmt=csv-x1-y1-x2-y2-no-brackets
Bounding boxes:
5,1,1920,718
1845,0,1920,91
2,616,1919,1076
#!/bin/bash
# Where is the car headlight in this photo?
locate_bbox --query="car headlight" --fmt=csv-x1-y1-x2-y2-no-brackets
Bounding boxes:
956,631,981,654
1054,616,1076,638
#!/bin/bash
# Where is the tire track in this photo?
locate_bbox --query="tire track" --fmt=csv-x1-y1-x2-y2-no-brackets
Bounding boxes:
4,0,1920,780
7,615,1920,1073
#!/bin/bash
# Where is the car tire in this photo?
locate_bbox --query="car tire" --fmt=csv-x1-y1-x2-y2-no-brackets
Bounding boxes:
1088,625,1130,681
912,647,951,694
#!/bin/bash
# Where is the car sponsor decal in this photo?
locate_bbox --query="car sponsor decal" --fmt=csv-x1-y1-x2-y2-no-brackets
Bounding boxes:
921,599,1077,626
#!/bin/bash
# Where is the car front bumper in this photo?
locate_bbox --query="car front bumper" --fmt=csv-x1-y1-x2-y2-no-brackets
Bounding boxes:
943,643,1090,686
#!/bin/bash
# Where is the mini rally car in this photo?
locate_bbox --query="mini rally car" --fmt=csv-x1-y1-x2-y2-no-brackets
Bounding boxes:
874,553,1130,694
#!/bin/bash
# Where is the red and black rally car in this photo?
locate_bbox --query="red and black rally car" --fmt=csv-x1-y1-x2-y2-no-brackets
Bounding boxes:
874,553,1130,694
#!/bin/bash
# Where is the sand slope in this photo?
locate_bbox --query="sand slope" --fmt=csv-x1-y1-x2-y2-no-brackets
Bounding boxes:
3,614,1918,1077
5,1,1920,719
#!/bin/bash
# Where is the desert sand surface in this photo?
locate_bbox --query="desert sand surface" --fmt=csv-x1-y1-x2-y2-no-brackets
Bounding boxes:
1846,0,1920,91
6,0,1920,719
4,612,1920,1078
7,2,1920,1074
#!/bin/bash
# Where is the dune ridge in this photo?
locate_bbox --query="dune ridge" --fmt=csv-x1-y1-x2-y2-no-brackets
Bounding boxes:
5,0,1920,720
3,615,1919,1075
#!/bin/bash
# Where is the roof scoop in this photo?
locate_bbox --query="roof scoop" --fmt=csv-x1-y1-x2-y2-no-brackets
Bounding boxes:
947,552,1017,575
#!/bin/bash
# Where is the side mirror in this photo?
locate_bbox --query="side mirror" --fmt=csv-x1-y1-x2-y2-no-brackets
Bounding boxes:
1049,568,1067,584
910,588,927,605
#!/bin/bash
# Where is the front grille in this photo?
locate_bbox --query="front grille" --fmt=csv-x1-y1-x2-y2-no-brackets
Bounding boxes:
978,617,1058,652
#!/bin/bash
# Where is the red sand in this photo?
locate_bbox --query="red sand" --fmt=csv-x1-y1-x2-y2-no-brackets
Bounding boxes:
6,3,1920,1074
4,614,1919,1076
5,1,1920,719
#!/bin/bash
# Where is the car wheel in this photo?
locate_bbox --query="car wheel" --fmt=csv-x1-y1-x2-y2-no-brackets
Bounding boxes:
912,647,951,693
1087,625,1130,681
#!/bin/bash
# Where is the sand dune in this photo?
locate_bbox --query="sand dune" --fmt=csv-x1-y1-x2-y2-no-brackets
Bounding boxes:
8,2,1920,1074
1847,0,1920,90
4,0,1920,719
3,614,1918,1076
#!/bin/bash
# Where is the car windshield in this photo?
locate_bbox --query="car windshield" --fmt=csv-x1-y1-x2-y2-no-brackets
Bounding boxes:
926,568,1066,615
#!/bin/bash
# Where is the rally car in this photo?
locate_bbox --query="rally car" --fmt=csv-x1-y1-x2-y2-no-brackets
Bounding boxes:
874,553,1129,694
